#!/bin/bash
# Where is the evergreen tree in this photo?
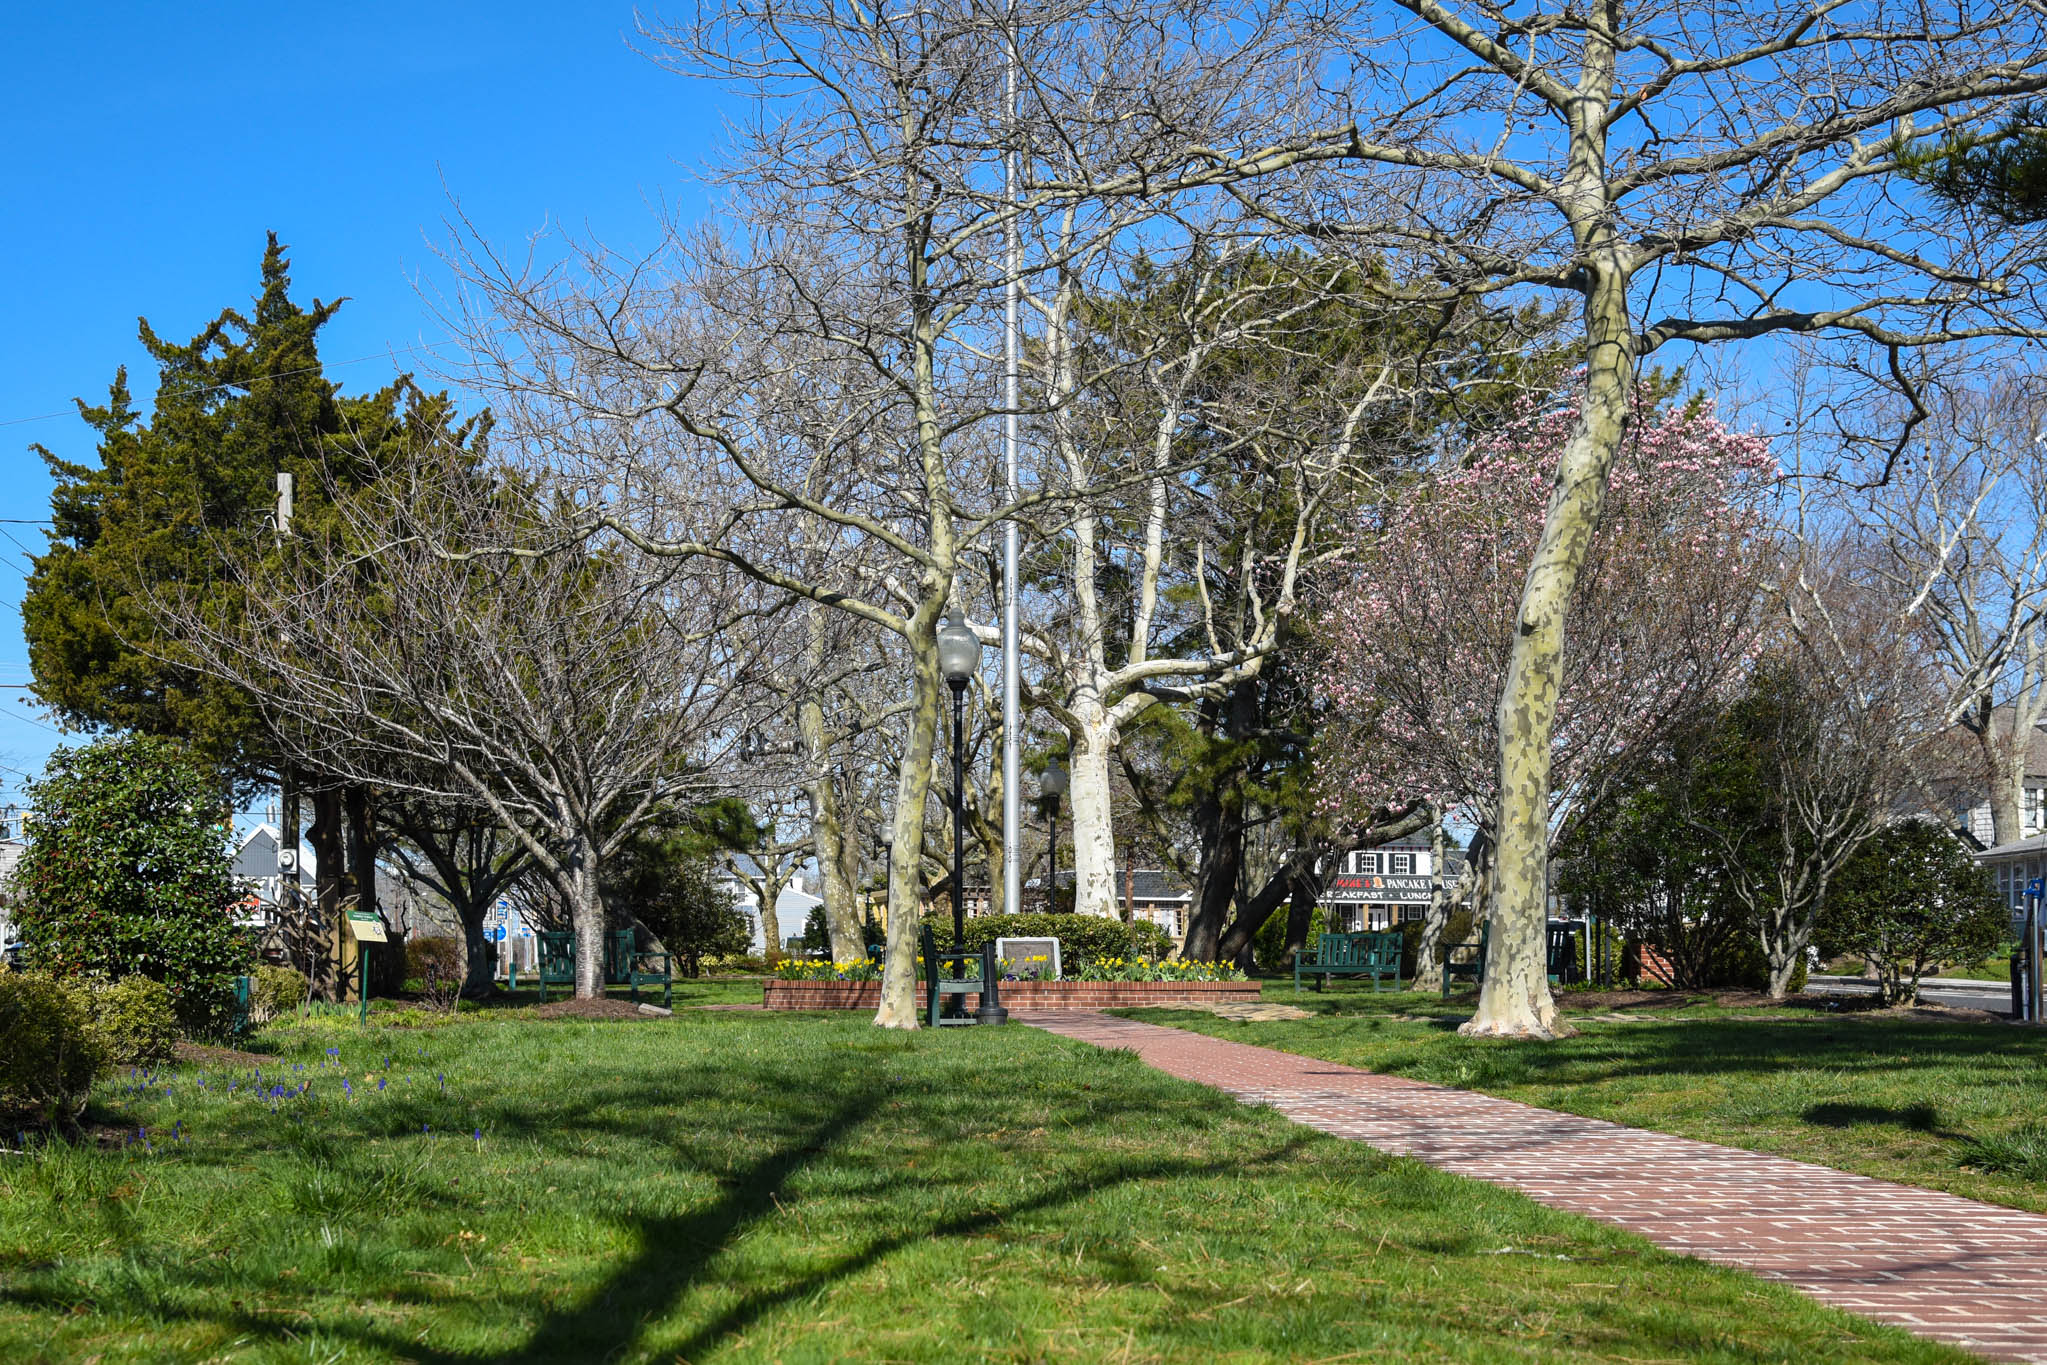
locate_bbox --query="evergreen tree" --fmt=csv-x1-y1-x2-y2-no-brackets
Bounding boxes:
1901,104,2047,224
23,233,478,789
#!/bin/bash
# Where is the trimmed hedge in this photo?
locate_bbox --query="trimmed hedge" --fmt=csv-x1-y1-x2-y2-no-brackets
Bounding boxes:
84,975,178,1068
0,973,102,1131
928,913,1173,962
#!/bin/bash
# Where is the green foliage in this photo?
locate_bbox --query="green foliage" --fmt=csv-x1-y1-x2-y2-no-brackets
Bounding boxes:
1898,104,2047,225
0,972,103,1131
930,912,1172,961
1396,909,1478,979
12,734,251,1036
22,235,485,786
604,806,754,977
1254,903,1324,974
1817,822,2008,1005
406,937,464,1012
1556,700,1784,990
250,965,308,1024
83,975,179,1068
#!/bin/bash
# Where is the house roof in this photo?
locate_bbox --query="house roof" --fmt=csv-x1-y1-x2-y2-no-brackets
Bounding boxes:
1978,832,2047,861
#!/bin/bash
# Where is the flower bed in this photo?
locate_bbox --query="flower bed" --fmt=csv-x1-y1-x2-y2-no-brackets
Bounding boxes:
763,978,1261,1011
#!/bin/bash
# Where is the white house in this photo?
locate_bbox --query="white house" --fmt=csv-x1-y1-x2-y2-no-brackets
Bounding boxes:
1323,835,1451,931
721,873,824,955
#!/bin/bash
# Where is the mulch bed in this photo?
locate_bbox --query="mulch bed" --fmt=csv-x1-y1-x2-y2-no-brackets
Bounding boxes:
529,997,658,1020
174,1039,278,1068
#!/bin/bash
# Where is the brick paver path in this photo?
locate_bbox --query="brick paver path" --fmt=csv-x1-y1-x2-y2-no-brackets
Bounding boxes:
1022,1009,2047,1364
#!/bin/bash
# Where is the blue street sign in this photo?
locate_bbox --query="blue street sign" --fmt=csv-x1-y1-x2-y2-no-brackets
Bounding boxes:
2027,878,2043,900
490,926,508,943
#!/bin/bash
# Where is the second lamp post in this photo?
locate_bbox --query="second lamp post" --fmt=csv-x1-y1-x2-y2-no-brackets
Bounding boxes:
936,607,983,1016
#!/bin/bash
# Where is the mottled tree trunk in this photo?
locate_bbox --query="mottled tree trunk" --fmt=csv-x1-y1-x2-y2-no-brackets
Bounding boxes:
1472,262,1633,1041
875,610,944,1028
567,839,606,999
1065,704,1119,919
1412,821,1453,993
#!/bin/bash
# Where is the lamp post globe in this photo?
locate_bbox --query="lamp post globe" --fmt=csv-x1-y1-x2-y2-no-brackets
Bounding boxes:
937,606,981,685
936,605,981,1016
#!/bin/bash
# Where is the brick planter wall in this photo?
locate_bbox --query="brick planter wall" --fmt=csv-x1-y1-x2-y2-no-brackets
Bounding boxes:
762,979,1261,1011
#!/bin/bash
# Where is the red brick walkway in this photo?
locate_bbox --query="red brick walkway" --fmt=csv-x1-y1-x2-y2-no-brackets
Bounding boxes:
1022,1009,2047,1364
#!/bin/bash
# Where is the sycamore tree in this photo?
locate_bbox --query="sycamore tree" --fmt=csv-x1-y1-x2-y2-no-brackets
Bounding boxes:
1317,397,1776,1034
1119,0,2047,1037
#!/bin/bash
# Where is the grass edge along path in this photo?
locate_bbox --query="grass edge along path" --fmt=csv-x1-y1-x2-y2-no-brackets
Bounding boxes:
1045,1006,2047,1365
0,1007,1971,1364
1126,986,2047,1216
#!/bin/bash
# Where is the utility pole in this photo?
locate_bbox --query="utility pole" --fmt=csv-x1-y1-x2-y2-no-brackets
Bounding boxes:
999,0,1023,934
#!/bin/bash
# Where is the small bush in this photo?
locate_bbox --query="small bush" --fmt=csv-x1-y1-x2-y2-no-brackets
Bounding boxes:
0,973,103,1131
1254,905,1326,975
407,937,464,1012
83,975,178,1067
250,965,309,1024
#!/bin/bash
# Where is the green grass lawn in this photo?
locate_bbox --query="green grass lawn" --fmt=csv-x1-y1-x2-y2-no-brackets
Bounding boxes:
0,1007,1966,1363
1134,985,2047,1215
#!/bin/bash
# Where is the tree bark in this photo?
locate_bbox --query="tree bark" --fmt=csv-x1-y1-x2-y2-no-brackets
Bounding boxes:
1065,704,1120,919
1412,820,1453,993
1472,258,1633,1041
875,605,945,1028
306,786,346,1001
568,838,606,999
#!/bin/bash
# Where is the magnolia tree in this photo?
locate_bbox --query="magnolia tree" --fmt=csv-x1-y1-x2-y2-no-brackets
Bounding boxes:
1319,398,1776,1036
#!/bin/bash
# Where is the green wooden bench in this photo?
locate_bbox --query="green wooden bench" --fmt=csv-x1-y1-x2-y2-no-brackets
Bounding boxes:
1442,924,1488,997
536,931,576,1003
919,927,1008,1027
626,949,673,1009
1295,930,1403,992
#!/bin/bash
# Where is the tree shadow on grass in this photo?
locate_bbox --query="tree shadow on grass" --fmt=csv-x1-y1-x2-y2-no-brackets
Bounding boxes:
1802,1101,1948,1135
30,1042,1307,1365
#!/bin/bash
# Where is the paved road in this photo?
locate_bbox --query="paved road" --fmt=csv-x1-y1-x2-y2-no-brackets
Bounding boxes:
1806,972,2013,1015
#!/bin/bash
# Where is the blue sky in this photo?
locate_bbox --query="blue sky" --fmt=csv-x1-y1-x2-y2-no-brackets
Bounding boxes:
0,2,721,810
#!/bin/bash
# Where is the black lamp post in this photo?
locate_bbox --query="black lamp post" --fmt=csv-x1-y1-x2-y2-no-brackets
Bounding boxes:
936,606,982,1016
1040,757,1067,912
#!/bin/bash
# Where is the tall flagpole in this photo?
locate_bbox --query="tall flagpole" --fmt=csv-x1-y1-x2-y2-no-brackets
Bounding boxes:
1000,0,1023,920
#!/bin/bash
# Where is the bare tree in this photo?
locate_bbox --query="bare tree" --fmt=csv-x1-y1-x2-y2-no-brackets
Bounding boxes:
1188,0,2047,1035
380,793,535,998
152,450,758,998
1843,372,2047,846
1700,546,1950,996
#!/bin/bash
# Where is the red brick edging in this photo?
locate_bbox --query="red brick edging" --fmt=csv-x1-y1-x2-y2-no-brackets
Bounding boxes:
1020,1008,2047,1365
762,979,1259,1011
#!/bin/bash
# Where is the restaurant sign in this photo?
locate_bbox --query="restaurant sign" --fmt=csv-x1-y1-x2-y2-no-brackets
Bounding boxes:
1325,873,1434,905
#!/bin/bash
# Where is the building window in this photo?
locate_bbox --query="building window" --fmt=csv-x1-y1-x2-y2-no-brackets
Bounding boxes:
2030,788,2047,833
1391,852,1413,875
1399,905,1422,922
1356,852,1380,875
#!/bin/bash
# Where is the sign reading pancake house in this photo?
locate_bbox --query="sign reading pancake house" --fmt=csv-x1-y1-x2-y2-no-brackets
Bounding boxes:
1325,872,1433,905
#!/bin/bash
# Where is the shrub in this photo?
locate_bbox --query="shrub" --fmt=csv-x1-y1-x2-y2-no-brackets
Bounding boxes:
1254,905,1326,975
83,975,178,1067
0,973,103,1131
931,912,1172,962
250,965,309,1024
406,937,464,1012
1817,821,2007,1005
11,735,251,1036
